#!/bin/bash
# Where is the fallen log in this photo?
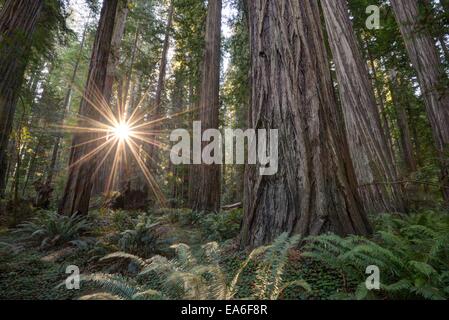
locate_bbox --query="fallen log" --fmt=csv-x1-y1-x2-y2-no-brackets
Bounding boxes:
221,202,242,211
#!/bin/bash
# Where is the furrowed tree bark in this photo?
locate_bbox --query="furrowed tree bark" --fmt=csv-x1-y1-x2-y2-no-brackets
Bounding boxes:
59,0,120,216
240,0,372,248
93,1,129,195
192,0,222,213
0,0,44,198
321,0,405,214
391,0,449,204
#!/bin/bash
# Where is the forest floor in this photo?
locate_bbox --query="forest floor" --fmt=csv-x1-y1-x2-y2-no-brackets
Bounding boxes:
0,204,448,300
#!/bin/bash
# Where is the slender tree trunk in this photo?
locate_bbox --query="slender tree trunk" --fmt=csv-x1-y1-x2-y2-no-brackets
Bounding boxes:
192,0,222,213
146,1,174,177
22,135,44,194
46,22,89,187
321,0,405,213
391,0,449,203
389,71,418,174
59,0,120,216
187,78,197,207
240,0,371,248
0,0,44,197
11,108,27,202
367,53,396,160
155,2,174,116
439,37,449,63
122,26,140,119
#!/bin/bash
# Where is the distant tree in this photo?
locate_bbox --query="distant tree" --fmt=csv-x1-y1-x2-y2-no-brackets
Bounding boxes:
391,0,449,204
191,0,222,213
321,0,406,213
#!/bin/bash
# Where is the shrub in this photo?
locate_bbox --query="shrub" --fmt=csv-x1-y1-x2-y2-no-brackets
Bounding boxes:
178,210,202,226
117,214,171,258
14,211,92,249
200,209,243,242
111,210,138,232
303,211,449,300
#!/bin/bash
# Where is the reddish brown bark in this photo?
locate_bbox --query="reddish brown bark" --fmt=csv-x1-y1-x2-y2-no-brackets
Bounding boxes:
391,0,449,204
192,0,222,213
0,0,44,197
321,0,405,214
240,0,371,247
59,0,120,215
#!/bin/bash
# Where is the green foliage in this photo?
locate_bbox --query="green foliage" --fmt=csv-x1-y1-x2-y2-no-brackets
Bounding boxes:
111,210,138,232
14,211,92,249
199,209,243,242
251,233,310,300
78,273,165,300
156,208,195,225
178,210,202,226
117,214,170,258
81,233,309,300
0,199,36,228
303,211,449,300
0,251,65,300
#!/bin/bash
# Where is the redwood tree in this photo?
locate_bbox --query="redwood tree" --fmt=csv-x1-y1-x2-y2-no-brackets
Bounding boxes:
146,1,175,175
391,0,449,204
0,0,44,197
192,0,222,212
240,0,372,247
59,0,120,215
320,0,405,214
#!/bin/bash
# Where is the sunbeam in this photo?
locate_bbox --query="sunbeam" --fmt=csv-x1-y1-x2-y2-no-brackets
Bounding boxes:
58,80,192,207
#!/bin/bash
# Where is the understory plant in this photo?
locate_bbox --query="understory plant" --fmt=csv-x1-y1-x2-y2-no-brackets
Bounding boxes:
117,214,172,258
199,209,243,242
14,211,92,249
303,211,449,300
79,233,309,300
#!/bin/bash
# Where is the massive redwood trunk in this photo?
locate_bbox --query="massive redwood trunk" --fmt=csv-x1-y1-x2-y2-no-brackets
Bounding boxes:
59,0,120,216
391,0,449,204
192,0,222,212
0,0,44,197
320,0,405,214
240,0,372,247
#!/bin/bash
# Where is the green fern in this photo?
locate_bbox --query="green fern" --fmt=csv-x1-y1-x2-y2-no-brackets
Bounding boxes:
77,273,165,300
14,211,92,248
303,211,449,300
78,234,309,300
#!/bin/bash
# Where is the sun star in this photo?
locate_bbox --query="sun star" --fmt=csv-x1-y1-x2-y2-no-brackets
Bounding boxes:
113,122,131,141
